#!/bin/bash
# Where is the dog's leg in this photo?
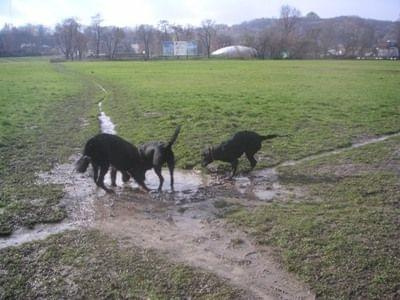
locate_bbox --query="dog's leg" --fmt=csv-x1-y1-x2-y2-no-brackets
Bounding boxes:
121,171,130,183
230,159,239,178
167,155,175,191
137,180,150,192
245,152,257,169
92,164,99,183
154,167,164,192
97,165,114,193
110,167,117,187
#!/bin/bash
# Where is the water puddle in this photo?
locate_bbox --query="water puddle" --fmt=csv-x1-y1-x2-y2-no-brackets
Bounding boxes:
233,167,297,202
105,168,210,202
0,222,75,249
95,84,210,201
231,131,400,202
234,168,277,201
98,102,116,134
95,82,107,93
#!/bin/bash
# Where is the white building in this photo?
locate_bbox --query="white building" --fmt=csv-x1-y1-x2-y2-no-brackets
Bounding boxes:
211,45,257,58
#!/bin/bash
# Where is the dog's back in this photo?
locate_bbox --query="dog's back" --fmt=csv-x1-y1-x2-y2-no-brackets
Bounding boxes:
138,126,181,191
139,126,181,168
76,133,147,192
216,131,264,159
83,133,140,170
202,130,281,177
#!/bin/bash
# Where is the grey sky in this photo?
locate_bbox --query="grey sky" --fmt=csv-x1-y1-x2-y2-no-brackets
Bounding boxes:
0,0,399,27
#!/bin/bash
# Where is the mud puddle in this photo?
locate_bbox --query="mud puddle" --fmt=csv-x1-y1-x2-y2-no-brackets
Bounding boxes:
106,168,211,203
234,169,286,201
0,222,75,249
230,130,400,202
7,154,312,299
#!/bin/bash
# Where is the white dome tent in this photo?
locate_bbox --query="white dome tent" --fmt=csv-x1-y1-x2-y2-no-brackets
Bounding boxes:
211,45,257,59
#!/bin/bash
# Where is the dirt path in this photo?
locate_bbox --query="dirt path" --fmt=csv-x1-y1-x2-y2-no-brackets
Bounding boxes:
33,155,313,300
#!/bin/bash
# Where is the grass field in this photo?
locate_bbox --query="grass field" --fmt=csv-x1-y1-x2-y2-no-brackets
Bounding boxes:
0,230,242,299
1,58,399,298
228,136,400,298
0,59,99,235
67,60,400,169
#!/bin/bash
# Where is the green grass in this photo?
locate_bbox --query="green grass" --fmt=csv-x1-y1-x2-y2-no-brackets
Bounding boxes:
1,58,399,297
0,230,243,299
67,60,400,168
228,136,400,299
0,59,99,235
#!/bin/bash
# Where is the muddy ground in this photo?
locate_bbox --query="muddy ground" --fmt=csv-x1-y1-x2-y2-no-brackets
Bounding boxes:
19,155,311,300
2,79,398,298
2,133,400,299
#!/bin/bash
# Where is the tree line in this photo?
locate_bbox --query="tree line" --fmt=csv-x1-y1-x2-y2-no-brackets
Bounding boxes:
1,6,399,59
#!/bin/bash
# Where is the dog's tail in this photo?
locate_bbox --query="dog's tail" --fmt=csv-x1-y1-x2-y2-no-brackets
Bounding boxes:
260,134,288,141
76,155,91,173
166,125,181,148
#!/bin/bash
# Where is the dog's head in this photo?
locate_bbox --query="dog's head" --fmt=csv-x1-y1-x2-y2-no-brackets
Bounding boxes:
201,147,213,167
128,167,146,185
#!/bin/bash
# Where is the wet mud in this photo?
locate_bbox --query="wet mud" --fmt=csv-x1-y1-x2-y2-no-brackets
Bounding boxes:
33,156,313,300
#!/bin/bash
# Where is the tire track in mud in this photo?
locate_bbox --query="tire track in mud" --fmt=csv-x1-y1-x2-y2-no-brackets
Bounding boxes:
2,81,400,299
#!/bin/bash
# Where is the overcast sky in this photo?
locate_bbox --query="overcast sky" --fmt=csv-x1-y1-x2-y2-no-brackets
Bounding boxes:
0,0,399,27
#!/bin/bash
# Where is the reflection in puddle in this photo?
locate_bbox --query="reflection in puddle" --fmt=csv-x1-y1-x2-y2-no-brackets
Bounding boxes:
0,222,75,249
106,169,209,192
234,168,283,201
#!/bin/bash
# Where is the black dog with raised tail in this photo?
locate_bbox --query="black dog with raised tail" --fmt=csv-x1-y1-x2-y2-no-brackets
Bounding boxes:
138,125,181,191
202,131,284,177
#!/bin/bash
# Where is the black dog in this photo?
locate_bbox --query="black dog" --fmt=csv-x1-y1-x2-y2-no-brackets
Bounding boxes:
138,126,181,191
110,126,181,191
202,131,282,177
76,133,148,193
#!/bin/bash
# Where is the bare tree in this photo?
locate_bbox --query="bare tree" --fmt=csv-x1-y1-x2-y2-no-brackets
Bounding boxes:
103,26,125,59
278,5,301,57
358,22,376,56
215,32,233,49
0,11,396,60
137,24,154,60
181,25,196,41
158,20,171,41
91,14,103,57
394,17,400,46
294,26,322,58
55,18,81,60
75,31,88,60
252,31,270,59
0,24,15,55
319,22,336,57
339,18,375,57
171,24,183,41
280,5,301,36
198,19,216,58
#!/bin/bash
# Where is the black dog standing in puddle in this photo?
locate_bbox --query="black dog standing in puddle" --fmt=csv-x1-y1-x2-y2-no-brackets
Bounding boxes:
76,126,181,193
76,133,149,193
76,128,282,193
115,126,182,192
201,131,284,178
